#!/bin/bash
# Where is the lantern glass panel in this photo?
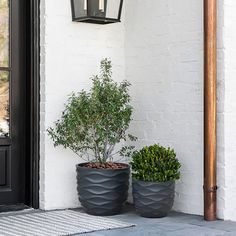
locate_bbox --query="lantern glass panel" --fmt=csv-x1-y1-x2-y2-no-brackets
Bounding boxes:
72,0,87,18
106,0,120,19
87,0,106,18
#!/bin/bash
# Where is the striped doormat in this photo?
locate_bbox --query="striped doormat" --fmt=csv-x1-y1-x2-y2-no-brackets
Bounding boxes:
0,210,135,236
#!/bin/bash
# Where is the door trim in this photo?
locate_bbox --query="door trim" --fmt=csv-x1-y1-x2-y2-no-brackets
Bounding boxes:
28,0,40,209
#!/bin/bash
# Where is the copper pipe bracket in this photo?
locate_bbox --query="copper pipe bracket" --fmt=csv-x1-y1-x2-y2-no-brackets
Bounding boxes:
203,185,218,193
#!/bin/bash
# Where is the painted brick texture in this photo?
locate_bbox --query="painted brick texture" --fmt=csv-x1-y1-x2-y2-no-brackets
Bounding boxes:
221,0,236,221
40,0,125,210
125,0,204,216
40,0,234,221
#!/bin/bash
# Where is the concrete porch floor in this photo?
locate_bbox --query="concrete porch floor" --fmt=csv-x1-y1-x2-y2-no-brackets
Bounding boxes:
1,205,236,235
76,205,236,236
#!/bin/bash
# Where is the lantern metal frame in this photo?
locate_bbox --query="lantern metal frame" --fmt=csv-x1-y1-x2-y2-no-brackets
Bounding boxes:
70,0,123,24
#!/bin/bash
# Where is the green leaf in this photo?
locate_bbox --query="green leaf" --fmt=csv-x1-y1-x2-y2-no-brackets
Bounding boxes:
130,144,181,182
47,58,137,163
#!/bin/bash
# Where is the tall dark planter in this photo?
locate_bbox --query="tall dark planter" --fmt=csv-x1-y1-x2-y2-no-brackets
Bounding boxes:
132,180,175,218
76,163,130,216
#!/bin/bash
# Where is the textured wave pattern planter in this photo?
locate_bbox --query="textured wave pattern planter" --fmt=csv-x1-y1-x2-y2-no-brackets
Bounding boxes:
77,164,130,216
132,180,175,218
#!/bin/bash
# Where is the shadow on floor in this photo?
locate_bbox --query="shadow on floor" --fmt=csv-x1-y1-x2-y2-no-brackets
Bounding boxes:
74,204,236,236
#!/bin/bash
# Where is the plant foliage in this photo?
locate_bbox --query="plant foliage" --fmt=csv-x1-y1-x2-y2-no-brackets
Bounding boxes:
131,144,181,182
47,58,137,163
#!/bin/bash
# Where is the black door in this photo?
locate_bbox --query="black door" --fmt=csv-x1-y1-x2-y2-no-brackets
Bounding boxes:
0,0,28,208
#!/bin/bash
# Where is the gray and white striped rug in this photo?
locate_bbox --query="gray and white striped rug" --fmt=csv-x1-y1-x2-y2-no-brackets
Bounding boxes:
0,210,135,236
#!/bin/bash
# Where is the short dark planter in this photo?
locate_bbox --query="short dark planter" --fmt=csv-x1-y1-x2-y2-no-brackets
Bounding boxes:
76,163,130,216
132,179,175,218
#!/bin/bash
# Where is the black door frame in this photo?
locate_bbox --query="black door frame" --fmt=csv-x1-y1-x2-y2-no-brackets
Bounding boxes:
27,0,40,209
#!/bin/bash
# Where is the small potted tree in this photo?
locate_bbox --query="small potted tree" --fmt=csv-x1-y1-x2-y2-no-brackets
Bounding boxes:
131,144,181,218
48,59,136,216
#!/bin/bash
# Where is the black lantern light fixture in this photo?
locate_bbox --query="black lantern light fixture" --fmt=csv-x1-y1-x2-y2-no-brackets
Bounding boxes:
71,0,123,24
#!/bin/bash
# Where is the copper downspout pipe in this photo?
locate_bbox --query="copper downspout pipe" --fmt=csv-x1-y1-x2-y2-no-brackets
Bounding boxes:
204,0,217,221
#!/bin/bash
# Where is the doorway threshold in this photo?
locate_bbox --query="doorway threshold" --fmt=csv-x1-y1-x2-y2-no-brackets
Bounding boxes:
0,204,32,214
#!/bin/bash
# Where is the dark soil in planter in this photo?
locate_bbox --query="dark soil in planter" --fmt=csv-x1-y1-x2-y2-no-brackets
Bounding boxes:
84,162,128,169
77,163,130,216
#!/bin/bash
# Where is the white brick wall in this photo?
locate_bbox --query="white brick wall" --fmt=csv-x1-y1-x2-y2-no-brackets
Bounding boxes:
40,0,236,221
217,0,226,220
40,0,125,210
125,0,204,216
221,0,236,221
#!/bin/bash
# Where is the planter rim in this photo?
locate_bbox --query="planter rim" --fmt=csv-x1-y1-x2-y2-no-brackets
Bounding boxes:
132,179,175,184
77,162,130,171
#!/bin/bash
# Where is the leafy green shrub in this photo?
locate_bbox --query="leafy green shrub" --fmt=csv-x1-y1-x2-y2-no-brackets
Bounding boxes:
47,58,136,163
131,144,181,182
